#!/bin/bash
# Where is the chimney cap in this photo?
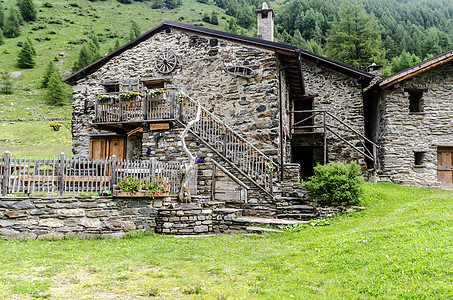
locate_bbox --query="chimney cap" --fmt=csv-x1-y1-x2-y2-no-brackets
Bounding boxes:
255,2,275,17
262,2,268,9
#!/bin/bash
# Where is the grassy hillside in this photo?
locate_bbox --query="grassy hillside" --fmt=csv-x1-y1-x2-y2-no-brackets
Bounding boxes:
0,183,452,299
0,0,247,157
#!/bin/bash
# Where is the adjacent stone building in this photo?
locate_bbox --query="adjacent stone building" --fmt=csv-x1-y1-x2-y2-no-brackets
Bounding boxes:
364,50,453,187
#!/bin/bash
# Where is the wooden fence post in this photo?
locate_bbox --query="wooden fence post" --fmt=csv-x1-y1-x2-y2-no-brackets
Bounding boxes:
111,155,118,186
2,151,11,197
58,152,65,196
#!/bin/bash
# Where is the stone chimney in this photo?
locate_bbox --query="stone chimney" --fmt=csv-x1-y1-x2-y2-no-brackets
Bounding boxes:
255,2,274,42
366,63,383,87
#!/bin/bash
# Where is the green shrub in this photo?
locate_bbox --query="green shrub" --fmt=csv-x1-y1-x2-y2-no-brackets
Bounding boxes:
302,161,363,206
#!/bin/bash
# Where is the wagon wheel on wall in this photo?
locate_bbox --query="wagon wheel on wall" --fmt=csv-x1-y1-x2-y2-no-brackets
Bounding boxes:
154,50,178,74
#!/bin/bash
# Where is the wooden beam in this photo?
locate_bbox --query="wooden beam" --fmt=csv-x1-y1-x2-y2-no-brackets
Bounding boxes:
127,127,143,136
150,123,170,131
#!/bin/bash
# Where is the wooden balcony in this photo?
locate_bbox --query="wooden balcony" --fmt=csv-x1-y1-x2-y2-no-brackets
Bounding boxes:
94,89,180,131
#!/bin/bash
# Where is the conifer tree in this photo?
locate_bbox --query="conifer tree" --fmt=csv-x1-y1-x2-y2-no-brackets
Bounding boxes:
16,38,36,68
0,72,13,95
0,3,4,30
325,0,385,69
72,45,93,72
210,11,219,25
41,61,58,88
129,20,140,41
292,29,305,48
46,72,65,106
228,18,238,34
390,51,421,73
0,29,4,45
88,39,100,62
17,0,37,22
4,7,21,38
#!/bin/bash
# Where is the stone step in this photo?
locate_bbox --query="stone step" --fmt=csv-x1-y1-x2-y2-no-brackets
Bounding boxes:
246,226,284,233
278,205,316,211
275,213,318,220
234,216,307,226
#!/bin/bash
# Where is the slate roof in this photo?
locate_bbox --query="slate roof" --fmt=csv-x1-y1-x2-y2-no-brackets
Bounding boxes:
63,20,374,92
366,48,453,93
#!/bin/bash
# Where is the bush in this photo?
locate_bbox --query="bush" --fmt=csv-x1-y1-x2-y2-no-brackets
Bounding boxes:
302,161,363,206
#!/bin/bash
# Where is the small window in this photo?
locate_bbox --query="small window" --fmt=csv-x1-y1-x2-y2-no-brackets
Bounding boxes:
144,79,164,90
262,11,268,19
405,88,427,113
414,152,425,166
105,84,119,93
408,92,422,112
209,39,218,47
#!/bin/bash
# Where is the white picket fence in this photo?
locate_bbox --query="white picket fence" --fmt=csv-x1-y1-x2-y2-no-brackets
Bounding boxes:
0,152,195,196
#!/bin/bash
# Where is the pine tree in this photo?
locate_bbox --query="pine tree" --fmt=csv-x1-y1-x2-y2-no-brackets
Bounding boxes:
41,61,58,88
46,72,65,106
0,72,13,95
17,0,37,22
3,7,21,38
210,11,219,25
16,38,35,68
292,29,305,48
0,29,4,45
72,45,93,72
88,39,100,62
325,0,385,69
129,20,140,41
228,18,238,34
390,51,421,73
0,3,4,30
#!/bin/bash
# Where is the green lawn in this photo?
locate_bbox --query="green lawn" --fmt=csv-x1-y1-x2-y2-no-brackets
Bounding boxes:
0,182,452,299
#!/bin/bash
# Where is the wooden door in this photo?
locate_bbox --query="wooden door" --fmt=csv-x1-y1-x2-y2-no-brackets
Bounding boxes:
437,147,453,187
89,136,126,160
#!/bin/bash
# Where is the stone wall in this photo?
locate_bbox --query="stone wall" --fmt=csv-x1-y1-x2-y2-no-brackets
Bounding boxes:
0,196,248,239
301,59,367,164
71,28,286,160
377,62,453,186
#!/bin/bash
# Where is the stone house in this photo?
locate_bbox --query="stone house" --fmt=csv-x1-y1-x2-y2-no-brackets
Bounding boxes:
364,49,453,188
63,5,377,205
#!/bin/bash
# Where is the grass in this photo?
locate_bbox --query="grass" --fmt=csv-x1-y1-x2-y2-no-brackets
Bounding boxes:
0,182,452,299
1,0,250,158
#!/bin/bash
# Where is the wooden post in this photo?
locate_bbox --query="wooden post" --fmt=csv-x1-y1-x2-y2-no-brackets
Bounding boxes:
111,155,118,186
58,152,65,196
170,92,175,119
2,151,11,197
269,157,273,196
150,157,156,178
222,121,227,157
94,97,98,123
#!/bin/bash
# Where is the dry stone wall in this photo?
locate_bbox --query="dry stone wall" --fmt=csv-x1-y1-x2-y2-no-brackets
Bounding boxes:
302,59,366,164
71,28,286,160
377,63,453,186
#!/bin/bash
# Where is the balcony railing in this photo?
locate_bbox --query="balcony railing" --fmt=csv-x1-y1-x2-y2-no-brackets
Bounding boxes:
95,89,176,123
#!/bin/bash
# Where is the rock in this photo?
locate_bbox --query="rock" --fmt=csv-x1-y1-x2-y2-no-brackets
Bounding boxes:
193,225,208,233
4,211,28,218
10,71,22,78
37,232,64,240
80,218,102,228
0,200,34,210
39,219,64,228
58,51,67,57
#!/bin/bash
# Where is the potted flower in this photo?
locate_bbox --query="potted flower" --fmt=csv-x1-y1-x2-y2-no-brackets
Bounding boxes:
113,175,170,198
146,89,167,101
119,91,143,100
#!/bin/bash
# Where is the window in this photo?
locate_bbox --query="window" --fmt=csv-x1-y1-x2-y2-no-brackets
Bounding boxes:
105,84,119,93
405,88,427,113
262,11,268,19
144,79,165,90
414,151,425,166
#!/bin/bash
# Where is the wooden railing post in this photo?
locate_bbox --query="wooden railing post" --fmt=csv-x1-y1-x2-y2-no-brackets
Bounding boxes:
111,155,118,186
150,157,156,178
58,152,65,196
222,121,227,157
143,94,148,120
2,151,11,197
94,97,98,123
170,92,175,119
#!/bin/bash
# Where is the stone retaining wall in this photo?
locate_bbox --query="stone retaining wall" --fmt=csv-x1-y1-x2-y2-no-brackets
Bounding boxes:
0,196,249,239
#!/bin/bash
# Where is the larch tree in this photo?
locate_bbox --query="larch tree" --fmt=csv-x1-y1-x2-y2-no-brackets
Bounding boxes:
325,0,385,69
3,7,21,38
41,60,58,88
17,0,37,22
16,38,36,68
46,72,65,106
129,20,140,41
